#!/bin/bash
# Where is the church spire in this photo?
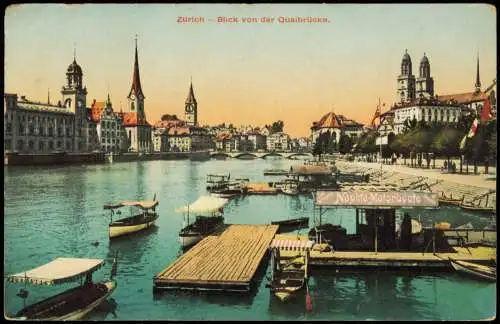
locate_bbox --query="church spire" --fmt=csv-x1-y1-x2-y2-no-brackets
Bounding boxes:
185,80,197,105
128,35,145,100
475,54,481,93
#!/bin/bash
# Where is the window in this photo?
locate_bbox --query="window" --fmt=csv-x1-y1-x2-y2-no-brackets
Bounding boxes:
39,141,44,151
48,141,54,150
28,140,34,149
18,140,24,150
67,141,72,150
48,127,53,137
19,124,24,135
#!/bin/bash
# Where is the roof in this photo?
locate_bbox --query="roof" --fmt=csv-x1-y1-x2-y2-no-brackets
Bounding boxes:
216,132,232,140
121,112,150,127
270,239,314,250
315,190,439,208
104,200,159,210
6,258,104,286
90,101,105,122
168,126,190,136
291,165,333,175
175,195,229,214
312,112,364,130
437,91,489,105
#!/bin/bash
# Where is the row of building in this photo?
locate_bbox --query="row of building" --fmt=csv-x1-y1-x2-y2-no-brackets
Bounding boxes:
310,51,497,144
4,47,496,155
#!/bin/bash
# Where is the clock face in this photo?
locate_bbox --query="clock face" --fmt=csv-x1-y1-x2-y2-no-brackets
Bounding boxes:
77,99,83,108
130,94,135,101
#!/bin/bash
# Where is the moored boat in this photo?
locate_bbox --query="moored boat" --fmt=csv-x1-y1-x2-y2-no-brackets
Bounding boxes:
438,192,464,206
449,258,496,282
459,201,496,215
176,195,229,249
263,169,289,176
5,257,118,321
266,245,311,302
104,195,159,239
271,217,309,233
281,178,300,196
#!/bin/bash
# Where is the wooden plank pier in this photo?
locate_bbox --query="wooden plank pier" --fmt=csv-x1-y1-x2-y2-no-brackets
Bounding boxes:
154,224,279,293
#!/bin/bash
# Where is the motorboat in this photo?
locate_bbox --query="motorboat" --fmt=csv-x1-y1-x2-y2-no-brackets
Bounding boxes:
104,195,159,239
176,195,229,249
5,256,118,320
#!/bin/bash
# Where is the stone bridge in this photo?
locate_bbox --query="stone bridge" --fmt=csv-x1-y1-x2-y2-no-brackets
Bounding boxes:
209,151,313,160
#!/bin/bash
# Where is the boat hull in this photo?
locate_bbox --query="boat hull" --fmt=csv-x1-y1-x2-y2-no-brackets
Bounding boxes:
179,234,203,248
8,280,117,321
450,259,496,282
109,215,158,239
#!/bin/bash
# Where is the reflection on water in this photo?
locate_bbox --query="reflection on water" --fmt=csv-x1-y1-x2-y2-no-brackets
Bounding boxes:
89,298,119,320
4,160,496,321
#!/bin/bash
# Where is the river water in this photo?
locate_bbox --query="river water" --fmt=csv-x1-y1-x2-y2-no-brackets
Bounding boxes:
4,159,496,320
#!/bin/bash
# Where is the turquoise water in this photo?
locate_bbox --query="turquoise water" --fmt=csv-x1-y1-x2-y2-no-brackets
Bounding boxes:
4,159,496,320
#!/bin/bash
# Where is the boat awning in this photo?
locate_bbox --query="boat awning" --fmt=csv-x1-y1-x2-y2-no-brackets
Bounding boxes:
315,190,439,208
6,258,105,286
104,200,159,210
270,239,314,250
175,195,229,214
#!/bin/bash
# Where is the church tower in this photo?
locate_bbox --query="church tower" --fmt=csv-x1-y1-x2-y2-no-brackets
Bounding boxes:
397,49,416,103
185,81,198,126
416,53,434,99
127,37,146,122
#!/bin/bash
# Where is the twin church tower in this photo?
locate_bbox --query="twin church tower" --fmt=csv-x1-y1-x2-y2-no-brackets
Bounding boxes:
397,49,435,103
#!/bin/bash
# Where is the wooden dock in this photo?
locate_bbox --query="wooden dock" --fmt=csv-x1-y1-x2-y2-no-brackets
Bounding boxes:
154,224,279,293
275,235,496,268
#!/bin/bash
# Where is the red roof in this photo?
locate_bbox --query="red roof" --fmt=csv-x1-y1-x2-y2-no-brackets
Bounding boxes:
437,91,489,105
90,101,106,122
168,126,190,136
312,112,363,129
215,132,232,140
120,112,150,127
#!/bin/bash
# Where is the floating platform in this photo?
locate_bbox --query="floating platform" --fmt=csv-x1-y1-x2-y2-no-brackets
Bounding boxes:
275,235,496,268
153,224,279,293
245,183,278,195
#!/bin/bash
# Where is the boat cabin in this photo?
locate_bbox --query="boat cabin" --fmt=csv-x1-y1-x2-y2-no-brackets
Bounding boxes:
206,174,231,191
312,189,451,253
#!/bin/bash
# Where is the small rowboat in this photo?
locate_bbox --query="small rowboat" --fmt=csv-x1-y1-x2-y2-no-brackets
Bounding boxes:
449,259,496,282
438,193,464,206
459,202,496,215
271,217,309,233
263,169,289,176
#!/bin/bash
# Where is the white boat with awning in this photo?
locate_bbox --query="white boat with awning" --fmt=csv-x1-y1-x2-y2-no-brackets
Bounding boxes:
176,195,229,249
6,257,118,321
104,195,159,239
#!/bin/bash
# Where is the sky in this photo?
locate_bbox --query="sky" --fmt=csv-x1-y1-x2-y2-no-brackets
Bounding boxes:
4,4,497,137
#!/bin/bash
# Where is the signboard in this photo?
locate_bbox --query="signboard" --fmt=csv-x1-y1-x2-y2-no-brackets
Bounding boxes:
315,190,438,208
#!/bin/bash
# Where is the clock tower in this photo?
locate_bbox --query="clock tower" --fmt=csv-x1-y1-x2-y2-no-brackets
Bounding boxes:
184,81,198,126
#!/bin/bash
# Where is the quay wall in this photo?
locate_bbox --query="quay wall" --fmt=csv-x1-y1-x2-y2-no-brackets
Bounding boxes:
113,152,189,163
4,152,105,166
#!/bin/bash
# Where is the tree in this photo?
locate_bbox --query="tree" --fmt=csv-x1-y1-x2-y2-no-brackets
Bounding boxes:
270,120,284,134
161,114,179,121
402,116,418,133
431,127,462,166
338,134,353,154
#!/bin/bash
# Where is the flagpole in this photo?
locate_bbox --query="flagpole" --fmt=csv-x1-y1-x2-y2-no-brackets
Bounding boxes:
378,98,382,185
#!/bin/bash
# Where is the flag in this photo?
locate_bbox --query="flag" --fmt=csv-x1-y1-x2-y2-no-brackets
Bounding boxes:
370,103,384,128
467,118,479,138
459,135,467,151
480,98,493,122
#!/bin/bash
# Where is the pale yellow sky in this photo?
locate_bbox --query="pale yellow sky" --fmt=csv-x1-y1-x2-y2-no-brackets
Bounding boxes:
4,4,497,137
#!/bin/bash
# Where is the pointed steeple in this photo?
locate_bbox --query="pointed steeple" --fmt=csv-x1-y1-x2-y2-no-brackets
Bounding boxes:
47,88,50,105
128,35,145,100
475,54,481,93
185,81,197,105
